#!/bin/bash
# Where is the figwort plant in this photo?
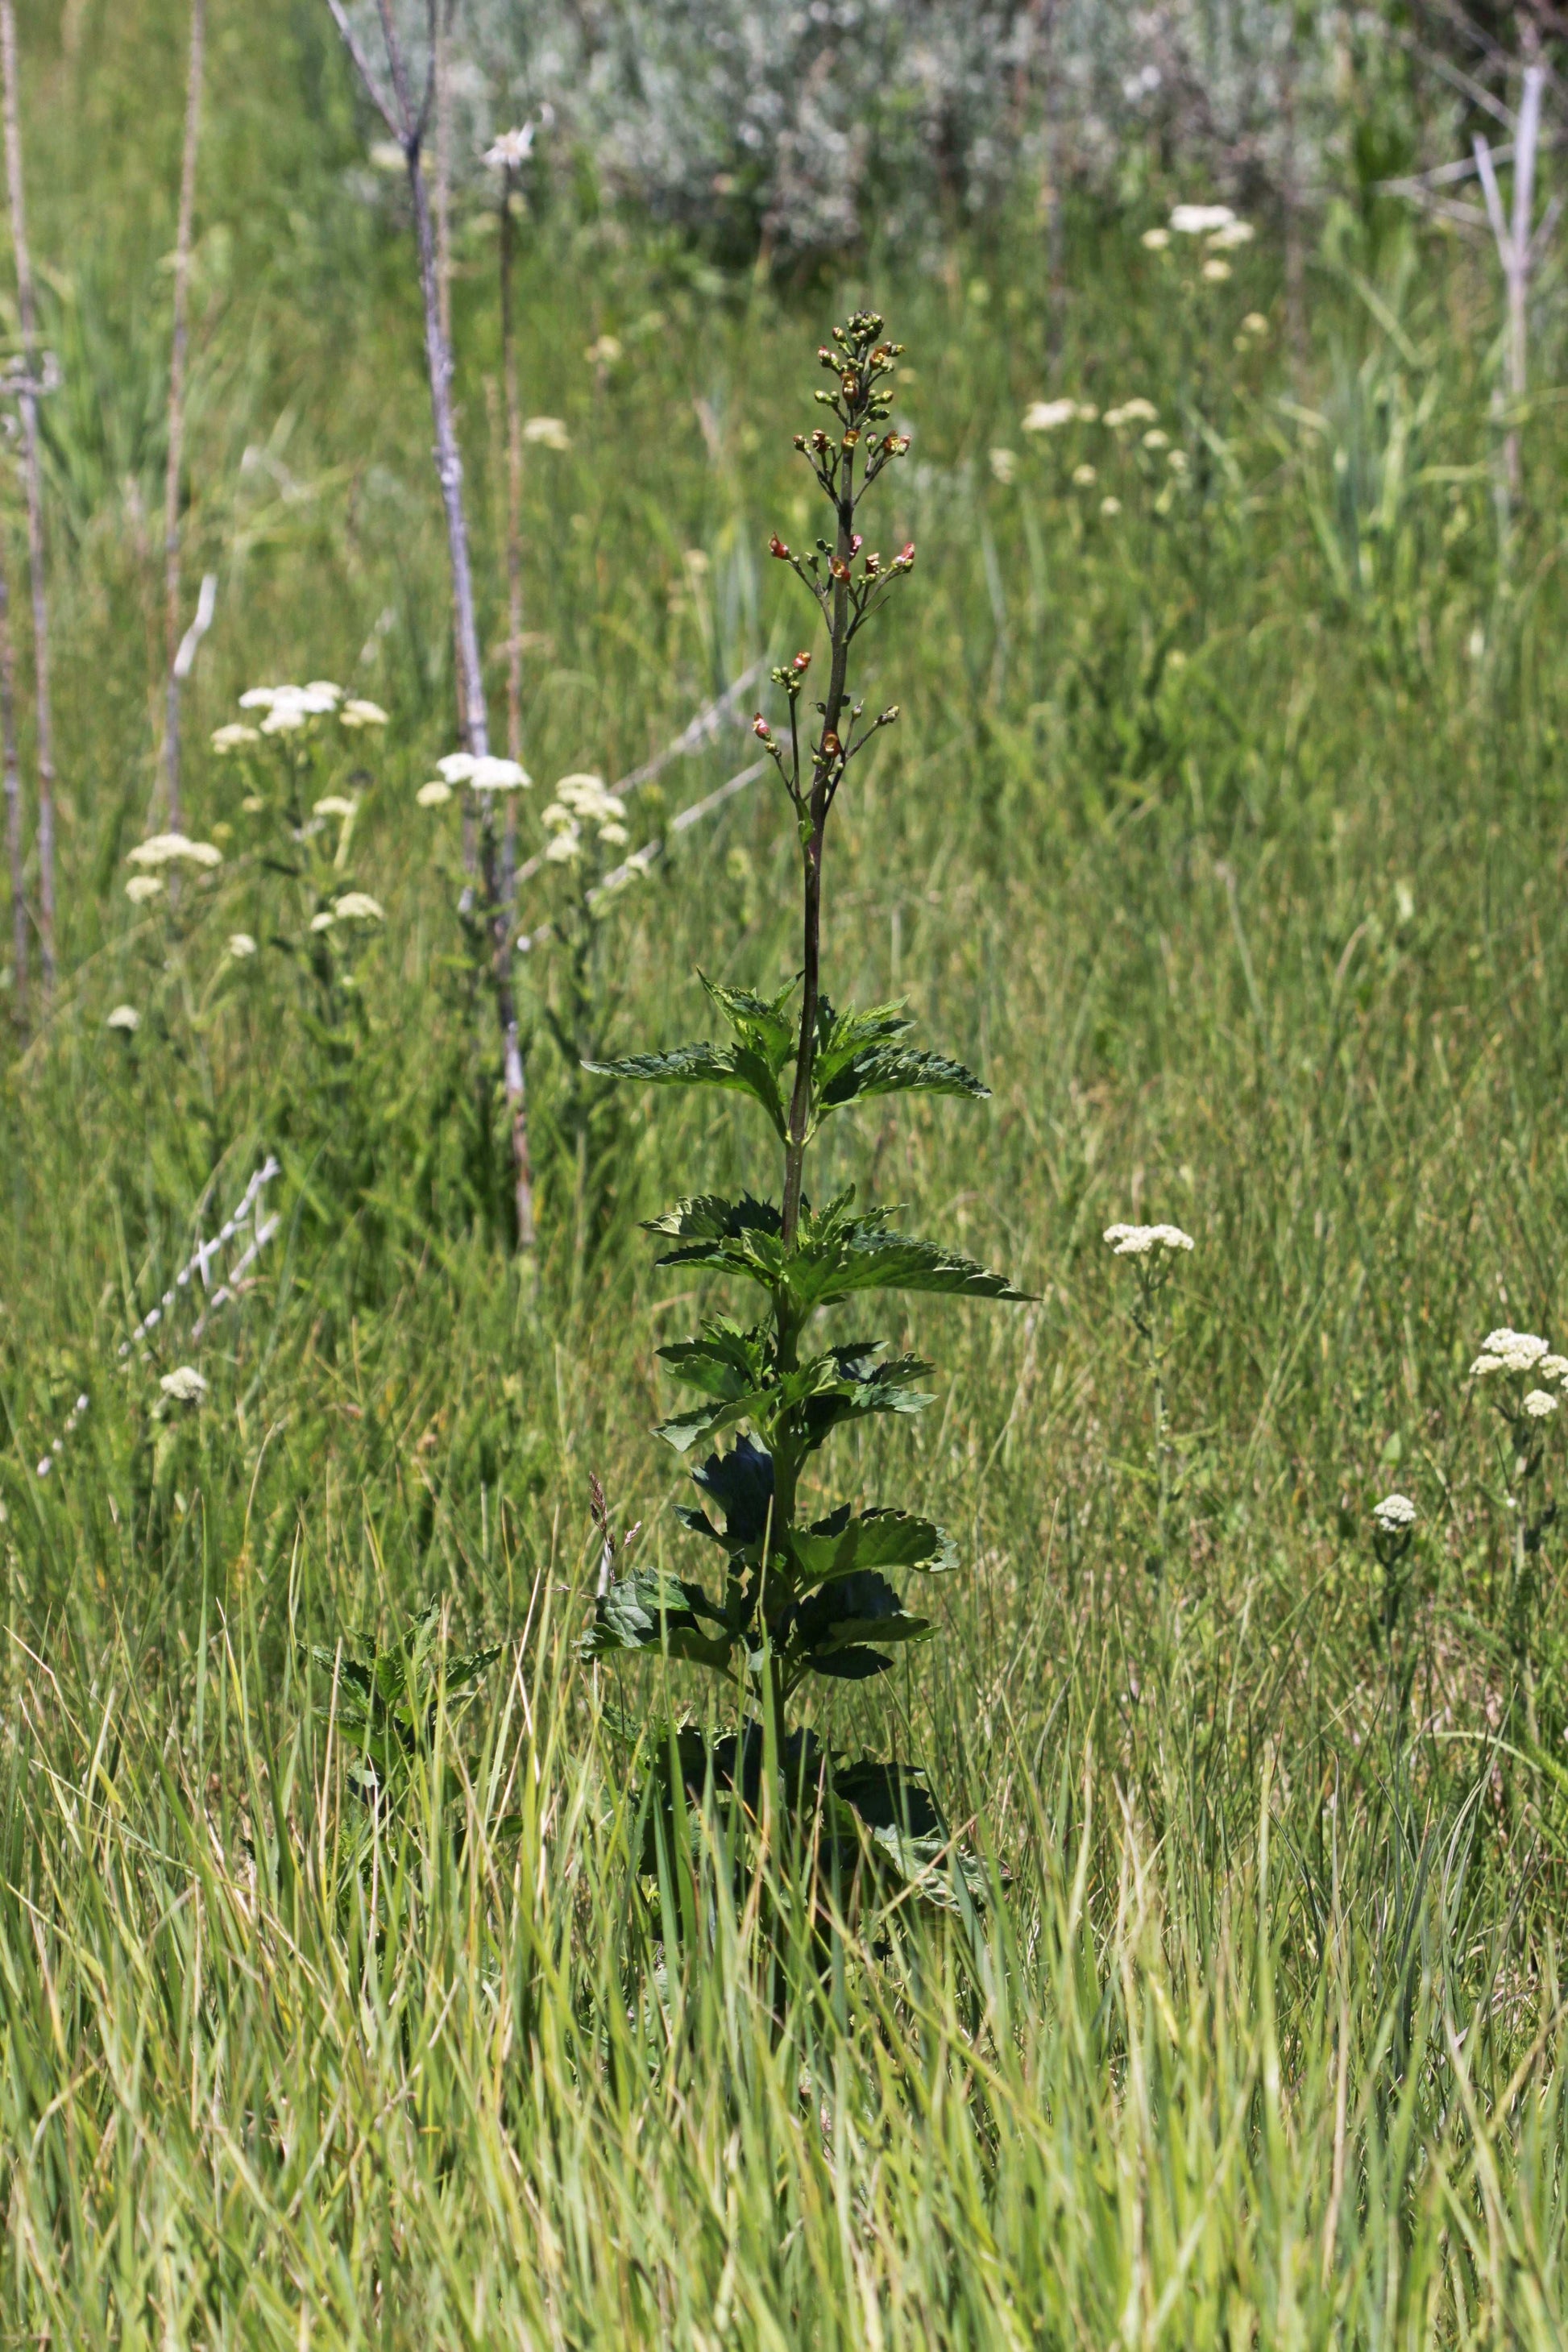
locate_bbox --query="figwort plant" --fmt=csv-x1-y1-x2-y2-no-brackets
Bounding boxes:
582,314,1025,1912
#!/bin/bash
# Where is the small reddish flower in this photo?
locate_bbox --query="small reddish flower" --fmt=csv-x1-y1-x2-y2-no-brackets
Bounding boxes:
753,713,772,740
769,534,790,559
792,650,811,672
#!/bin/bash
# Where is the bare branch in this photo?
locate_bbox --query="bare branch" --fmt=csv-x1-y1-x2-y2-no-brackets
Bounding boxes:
322,0,402,138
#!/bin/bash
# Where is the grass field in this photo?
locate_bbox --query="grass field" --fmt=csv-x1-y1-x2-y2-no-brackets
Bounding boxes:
7,6,1568,2345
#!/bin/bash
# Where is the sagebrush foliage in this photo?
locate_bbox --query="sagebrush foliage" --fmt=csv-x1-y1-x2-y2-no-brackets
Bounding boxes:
583,315,1024,1908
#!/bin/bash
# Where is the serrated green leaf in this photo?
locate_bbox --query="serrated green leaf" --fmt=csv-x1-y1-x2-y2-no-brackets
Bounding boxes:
787,1569,930,1674
586,1042,786,1139
700,973,799,1073
788,1507,956,1583
783,1201,1027,1313
583,1569,736,1669
818,1043,989,1112
690,1436,775,1555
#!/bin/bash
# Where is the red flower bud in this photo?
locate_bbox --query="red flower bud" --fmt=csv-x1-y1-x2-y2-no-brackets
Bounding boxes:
850,533,863,554
897,541,916,568
753,714,771,740
821,731,842,758
769,534,790,559
792,650,811,671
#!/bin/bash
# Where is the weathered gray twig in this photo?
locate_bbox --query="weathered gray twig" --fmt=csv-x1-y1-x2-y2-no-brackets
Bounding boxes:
0,529,23,1026
162,0,207,831
0,0,55,996
325,0,533,1253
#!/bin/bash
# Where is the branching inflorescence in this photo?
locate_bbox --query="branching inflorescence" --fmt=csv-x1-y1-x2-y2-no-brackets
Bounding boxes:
581,315,1025,1912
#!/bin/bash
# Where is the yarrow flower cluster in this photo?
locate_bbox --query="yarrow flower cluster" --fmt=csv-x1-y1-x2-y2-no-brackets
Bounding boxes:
125,874,164,905
1104,1222,1196,1257
1022,397,1093,433
434,751,532,793
127,832,223,871
217,686,384,747
239,681,344,734
106,1004,141,1033
1470,1329,1555,1379
1372,1492,1417,1533
541,772,630,865
160,1365,209,1404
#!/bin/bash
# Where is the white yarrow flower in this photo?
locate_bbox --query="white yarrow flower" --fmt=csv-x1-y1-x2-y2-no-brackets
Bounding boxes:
545,825,583,863
1170,203,1236,234
332,892,384,923
106,1004,141,1032
1141,427,1170,450
1541,1354,1568,1383
1022,397,1080,433
523,416,571,452
1104,399,1158,428
1207,219,1255,250
416,780,454,807
128,832,222,870
1201,258,1233,284
339,698,388,728
1525,1388,1558,1418
1372,1493,1417,1532
309,909,336,932
1473,1329,1550,1375
125,874,165,905
160,1366,208,1404
1072,463,1097,487
313,794,356,819
210,723,260,753
228,933,258,958
1141,226,1172,250
1104,1222,1196,1257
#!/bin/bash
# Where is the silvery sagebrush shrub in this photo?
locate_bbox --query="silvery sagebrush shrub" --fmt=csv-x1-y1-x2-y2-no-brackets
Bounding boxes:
348,0,1371,267
581,314,1026,1915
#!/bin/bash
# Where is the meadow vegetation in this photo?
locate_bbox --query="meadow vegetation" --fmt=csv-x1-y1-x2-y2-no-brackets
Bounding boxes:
6,4,1568,2343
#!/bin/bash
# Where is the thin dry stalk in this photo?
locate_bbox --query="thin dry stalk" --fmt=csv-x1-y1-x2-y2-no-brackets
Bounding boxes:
326,0,534,1254
0,0,55,995
162,0,208,831
0,531,23,1027
499,154,534,1249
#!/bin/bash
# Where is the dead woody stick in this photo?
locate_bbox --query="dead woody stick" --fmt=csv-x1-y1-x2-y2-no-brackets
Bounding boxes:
1,533,23,1027
324,0,534,1254
488,124,538,1247
0,0,55,996
162,0,208,830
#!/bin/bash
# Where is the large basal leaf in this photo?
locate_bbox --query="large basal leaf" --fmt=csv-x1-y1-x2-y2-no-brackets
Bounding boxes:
582,1569,736,1670
683,1435,775,1558
788,1569,931,1676
587,1040,787,1139
788,1507,956,1583
828,1760,988,1911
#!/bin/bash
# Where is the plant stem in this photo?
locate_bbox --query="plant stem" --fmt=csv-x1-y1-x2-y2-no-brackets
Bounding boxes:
0,0,55,996
161,0,206,832
0,533,25,1028
781,457,856,1248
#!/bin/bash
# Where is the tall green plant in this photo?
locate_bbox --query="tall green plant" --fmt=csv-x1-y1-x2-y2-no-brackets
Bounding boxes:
583,313,1025,1908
